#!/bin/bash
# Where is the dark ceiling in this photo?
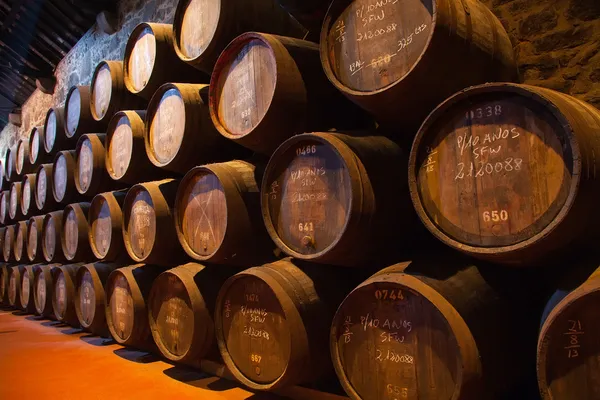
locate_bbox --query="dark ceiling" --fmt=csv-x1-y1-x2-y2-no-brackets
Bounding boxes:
0,0,116,130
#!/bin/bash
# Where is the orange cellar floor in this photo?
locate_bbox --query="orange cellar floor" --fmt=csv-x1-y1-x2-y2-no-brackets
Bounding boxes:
0,309,281,400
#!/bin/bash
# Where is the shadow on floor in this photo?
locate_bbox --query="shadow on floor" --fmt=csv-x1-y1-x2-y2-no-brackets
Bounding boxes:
162,366,285,399
11,311,28,316
0,330,18,334
25,316,44,321
58,327,84,335
40,321,65,328
113,348,161,364
80,334,116,347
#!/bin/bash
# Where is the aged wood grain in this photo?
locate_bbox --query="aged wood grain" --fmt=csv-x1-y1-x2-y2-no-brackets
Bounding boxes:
127,26,157,93
409,83,600,265
320,0,517,129
3,225,13,262
538,267,600,400
148,88,186,165
107,114,134,180
13,220,25,262
42,211,66,263
127,188,156,261
92,64,113,120
262,132,412,266
9,182,22,220
179,0,220,60
66,87,82,136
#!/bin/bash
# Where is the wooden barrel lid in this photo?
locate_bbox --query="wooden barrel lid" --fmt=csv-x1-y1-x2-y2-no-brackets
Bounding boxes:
45,110,58,152
262,135,352,258
9,184,18,218
77,136,94,193
127,26,157,93
0,193,6,223
54,270,68,320
219,274,290,384
63,207,79,259
148,88,186,165
30,128,42,164
149,273,196,358
538,285,600,399
410,85,574,249
79,269,96,327
177,169,227,258
21,269,30,307
0,267,6,300
107,114,134,180
27,218,38,260
331,274,471,399
43,216,57,261
66,87,82,137
92,63,113,121
6,150,15,179
8,269,17,305
35,269,47,314
90,196,112,259
127,188,156,260
3,227,12,261
176,0,220,60
14,222,24,260
22,177,31,214
108,272,135,342
53,153,68,201
16,140,27,174
323,0,434,92
36,167,47,209
212,37,276,138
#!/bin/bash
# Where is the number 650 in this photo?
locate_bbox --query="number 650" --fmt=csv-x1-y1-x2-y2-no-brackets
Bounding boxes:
483,210,508,222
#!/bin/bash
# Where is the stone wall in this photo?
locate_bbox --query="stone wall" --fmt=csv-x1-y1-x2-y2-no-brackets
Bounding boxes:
482,0,600,107
0,0,178,158
1,0,599,158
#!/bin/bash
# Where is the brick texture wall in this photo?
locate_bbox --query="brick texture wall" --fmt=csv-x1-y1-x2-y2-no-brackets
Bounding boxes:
1,0,598,158
0,0,178,158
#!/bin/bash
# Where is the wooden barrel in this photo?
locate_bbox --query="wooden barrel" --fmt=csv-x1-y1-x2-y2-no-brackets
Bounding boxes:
409,83,600,266
75,134,121,196
172,0,306,73
214,258,351,389
105,264,164,350
5,147,17,182
210,33,370,155
330,259,542,399
33,263,59,317
122,179,187,266
3,225,14,262
42,211,67,263
0,160,4,191
149,262,235,364
0,263,9,305
277,0,330,39
537,265,600,400
62,202,93,262
52,150,84,204
26,215,45,263
175,160,273,265
262,132,414,266
9,182,23,221
64,86,106,139
75,262,122,337
88,191,128,261
13,220,26,263
43,107,71,154
16,138,34,176
145,83,247,174
320,0,517,130
90,60,148,123
123,22,205,100
8,265,22,309
0,190,9,225
20,173,35,218
52,263,84,327
106,111,172,184
29,126,51,166
20,264,36,313
34,164,57,212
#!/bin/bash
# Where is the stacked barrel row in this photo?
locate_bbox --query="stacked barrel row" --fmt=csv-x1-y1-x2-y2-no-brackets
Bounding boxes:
0,0,598,399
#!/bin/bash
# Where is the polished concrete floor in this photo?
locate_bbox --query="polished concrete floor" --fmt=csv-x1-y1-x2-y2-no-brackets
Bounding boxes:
0,309,279,399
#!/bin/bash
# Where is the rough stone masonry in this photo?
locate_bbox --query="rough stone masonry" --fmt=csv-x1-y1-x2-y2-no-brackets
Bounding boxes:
0,0,598,157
